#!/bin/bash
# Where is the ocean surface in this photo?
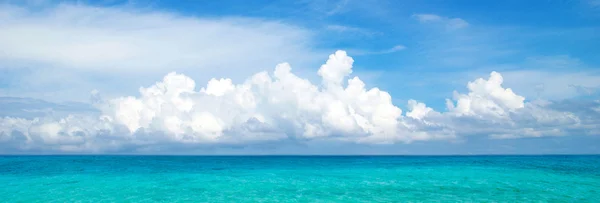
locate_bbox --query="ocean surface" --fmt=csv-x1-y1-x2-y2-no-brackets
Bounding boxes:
1,155,599,202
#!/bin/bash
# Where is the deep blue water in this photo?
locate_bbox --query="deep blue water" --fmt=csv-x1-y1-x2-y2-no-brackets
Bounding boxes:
1,155,599,202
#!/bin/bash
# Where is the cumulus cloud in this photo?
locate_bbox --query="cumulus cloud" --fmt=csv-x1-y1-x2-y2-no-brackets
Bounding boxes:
438,73,580,139
412,13,469,30
94,51,431,144
0,51,596,153
446,71,525,119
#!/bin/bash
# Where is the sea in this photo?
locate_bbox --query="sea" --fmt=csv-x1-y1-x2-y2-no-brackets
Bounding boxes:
1,155,599,202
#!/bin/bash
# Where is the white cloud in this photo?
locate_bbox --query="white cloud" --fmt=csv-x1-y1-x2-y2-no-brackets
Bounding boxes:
1,50,595,152
325,24,383,38
0,4,314,72
489,128,563,139
346,45,406,56
326,24,357,32
413,13,469,30
589,0,600,7
447,18,469,29
501,70,600,100
525,55,583,69
461,55,600,100
2,51,426,151
437,72,580,139
325,0,350,16
0,3,320,102
446,71,525,119
412,14,442,22
380,45,407,53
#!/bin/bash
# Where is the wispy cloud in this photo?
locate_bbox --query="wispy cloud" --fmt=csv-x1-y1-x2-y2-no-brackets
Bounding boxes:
325,24,379,36
501,70,600,100
325,0,349,16
588,0,600,7
412,14,442,22
379,45,407,54
524,55,583,70
302,0,351,16
0,3,322,102
0,4,314,72
347,45,406,55
412,13,469,30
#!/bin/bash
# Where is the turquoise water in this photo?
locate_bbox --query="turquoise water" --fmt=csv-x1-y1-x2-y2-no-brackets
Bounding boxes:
1,156,599,202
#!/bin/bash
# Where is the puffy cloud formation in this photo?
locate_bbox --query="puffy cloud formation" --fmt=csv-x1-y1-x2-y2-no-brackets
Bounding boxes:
446,71,525,119
98,51,408,144
0,51,594,152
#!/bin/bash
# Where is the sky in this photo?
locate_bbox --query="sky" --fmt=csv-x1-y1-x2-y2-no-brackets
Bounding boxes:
0,0,599,154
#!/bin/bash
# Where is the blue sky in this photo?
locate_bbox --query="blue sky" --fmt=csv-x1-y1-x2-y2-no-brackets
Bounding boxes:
0,0,599,154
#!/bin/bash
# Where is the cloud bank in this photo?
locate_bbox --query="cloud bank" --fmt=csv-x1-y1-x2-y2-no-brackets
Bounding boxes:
0,50,594,153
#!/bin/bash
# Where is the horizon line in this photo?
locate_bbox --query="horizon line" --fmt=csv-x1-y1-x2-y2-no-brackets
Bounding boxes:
1,154,599,156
